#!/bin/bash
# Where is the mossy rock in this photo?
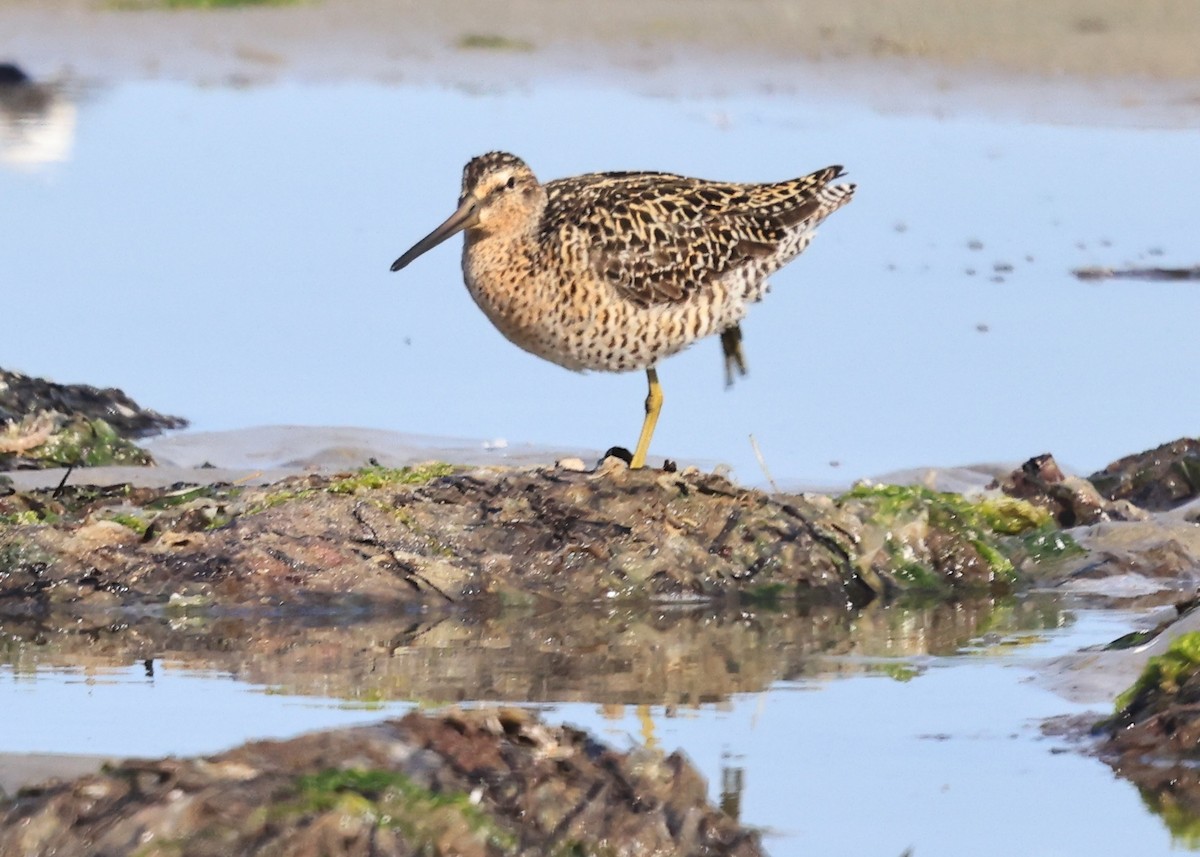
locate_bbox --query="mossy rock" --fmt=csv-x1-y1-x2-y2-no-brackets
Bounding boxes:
1114,632,1200,716
1089,437,1200,512
285,768,518,851
1,413,153,470
837,484,1075,595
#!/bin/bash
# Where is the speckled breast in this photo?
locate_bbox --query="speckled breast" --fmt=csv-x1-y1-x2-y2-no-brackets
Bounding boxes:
462,244,751,375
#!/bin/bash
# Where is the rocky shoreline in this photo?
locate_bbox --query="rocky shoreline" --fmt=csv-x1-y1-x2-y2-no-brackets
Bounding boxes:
5,369,1200,851
1,368,184,472
1,707,764,857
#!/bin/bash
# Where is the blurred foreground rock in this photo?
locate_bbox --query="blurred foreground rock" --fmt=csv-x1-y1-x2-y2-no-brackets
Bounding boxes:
0,707,762,857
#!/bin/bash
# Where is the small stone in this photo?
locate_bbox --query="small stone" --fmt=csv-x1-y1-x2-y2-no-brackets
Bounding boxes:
593,454,630,478
79,780,114,800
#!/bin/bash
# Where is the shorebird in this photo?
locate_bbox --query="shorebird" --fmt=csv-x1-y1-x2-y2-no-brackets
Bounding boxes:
391,152,855,469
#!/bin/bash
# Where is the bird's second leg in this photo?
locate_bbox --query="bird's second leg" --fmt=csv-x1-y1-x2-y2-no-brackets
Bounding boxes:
630,367,662,470
720,324,748,389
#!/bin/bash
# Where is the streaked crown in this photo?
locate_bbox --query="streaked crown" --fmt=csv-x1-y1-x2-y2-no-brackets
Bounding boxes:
461,151,537,199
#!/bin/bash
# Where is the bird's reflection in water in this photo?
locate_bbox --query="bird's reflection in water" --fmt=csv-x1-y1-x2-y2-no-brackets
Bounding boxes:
0,62,76,169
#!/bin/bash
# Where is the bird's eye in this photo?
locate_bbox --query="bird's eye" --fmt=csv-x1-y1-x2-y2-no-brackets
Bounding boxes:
505,176,516,190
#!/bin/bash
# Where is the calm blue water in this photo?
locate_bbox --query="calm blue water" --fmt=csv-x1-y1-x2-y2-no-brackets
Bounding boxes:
2,82,1198,485
2,77,1197,854
0,605,1169,856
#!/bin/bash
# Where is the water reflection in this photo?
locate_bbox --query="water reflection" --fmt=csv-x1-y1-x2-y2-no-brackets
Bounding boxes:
1138,788,1200,850
4,82,1199,484
0,64,75,169
2,598,1177,855
720,759,745,821
0,596,1073,706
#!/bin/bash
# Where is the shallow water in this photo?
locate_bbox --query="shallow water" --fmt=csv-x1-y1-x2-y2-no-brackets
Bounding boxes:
0,598,1175,855
2,81,1199,485
3,77,1200,854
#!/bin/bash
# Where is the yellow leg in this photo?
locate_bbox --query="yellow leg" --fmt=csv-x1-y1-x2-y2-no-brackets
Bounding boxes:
630,367,662,470
636,704,658,750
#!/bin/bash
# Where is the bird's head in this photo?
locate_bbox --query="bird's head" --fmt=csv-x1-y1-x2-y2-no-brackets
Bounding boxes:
391,151,542,272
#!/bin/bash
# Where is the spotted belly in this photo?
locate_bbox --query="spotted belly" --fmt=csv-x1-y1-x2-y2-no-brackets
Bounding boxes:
465,274,751,374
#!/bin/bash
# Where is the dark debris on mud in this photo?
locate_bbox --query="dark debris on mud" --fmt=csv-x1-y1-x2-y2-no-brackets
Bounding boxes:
1073,265,1200,281
0,707,764,857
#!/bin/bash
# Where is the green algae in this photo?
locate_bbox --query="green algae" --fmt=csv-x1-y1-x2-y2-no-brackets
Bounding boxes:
11,417,154,468
741,582,788,607
328,462,455,495
0,509,44,527
889,557,943,590
166,591,215,612
868,662,921,682
287,767,518,851
146,484,237,510
843,484,1052,535
970,538,1014,580
243,487,317,515
1014,523,1085,563
840,484,1075,592
1115,632,1200,713
203,512,233,531
457,33,535,52
974,495,1054,534
0,538,52,578
106,512,150,536
1105,629,1155,651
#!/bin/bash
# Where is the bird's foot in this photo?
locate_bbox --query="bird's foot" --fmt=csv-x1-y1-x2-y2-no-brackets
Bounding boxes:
602,446,633,466
599,447,676,473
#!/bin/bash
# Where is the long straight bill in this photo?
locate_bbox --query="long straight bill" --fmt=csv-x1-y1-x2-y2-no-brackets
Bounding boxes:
391,197,479,272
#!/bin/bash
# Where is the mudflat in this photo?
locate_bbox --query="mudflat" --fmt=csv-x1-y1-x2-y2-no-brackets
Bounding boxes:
2,0,1199,121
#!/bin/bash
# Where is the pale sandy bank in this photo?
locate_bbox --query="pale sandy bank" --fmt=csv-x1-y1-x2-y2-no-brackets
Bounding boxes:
1,0,1199,122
